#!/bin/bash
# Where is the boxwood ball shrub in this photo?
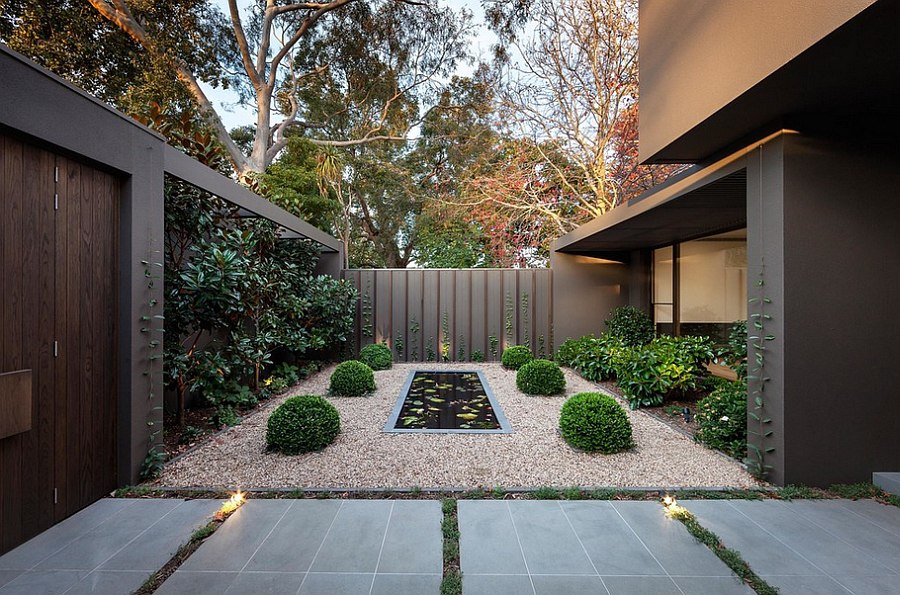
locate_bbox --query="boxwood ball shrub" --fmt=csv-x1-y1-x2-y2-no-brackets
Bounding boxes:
517,359,566,395
501,345,534,370
695,379,748,459
358,343,392,370
559,392,633,453
329,360,376,396
266,395,340,454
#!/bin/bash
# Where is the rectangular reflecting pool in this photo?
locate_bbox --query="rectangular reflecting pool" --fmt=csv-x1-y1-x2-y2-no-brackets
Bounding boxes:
384,370,512,433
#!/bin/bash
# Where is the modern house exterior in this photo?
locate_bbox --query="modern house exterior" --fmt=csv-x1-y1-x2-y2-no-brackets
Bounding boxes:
552,0,900,486
0,44,342,555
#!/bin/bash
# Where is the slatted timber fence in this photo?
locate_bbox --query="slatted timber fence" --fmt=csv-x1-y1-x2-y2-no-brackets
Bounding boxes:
341,269,553,363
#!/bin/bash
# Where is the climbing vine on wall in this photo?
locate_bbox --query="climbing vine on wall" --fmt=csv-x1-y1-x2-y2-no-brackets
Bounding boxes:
138,253,165,480
746,261,775,480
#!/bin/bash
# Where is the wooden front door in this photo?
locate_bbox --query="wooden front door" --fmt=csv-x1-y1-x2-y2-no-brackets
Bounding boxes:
0,133,119,555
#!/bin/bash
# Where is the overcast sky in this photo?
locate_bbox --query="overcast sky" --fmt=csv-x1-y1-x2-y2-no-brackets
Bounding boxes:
204,0,495,131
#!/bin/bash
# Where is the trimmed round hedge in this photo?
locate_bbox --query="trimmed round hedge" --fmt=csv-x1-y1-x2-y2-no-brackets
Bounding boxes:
358,343,392,370
266,395,340,454
329,360,376,396
516,359,566,395
559,392,633,453
501,345,534,370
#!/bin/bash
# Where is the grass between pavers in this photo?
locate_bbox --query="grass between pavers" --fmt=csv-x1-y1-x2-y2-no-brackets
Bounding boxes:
440,498,462,595
117,483,899,504
665,503,779,595
132,500,241,595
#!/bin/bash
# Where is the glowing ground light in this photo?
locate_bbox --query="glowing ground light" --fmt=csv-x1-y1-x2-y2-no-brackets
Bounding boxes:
218,490,246,517
662,494,687,517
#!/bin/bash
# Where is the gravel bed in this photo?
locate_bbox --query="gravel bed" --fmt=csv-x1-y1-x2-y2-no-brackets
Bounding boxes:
156,363,760,490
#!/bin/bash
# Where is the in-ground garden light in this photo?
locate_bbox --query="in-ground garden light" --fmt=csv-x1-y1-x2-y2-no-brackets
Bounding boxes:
384,370,512,434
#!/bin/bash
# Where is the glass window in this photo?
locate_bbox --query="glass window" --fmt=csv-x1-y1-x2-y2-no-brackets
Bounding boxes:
679,233,747,324
653,246,674,332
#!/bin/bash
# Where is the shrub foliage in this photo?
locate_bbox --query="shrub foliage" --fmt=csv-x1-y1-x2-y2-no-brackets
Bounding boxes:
358,343,393,370
695,379,748,459
329,360,376,396
516,359,566,395
559,392,633,453
266,395,340,454
501,345,534,370
604,305,654,347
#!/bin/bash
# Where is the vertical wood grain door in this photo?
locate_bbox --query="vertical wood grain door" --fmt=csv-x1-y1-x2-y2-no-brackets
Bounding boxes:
0,133,119,555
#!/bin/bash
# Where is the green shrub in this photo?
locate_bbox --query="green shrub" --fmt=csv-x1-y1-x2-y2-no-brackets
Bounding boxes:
555,335,595,368
329,360,376,396
571,334,629,382
266,395,340,454
717,321,748,379
516,359,566,395
358,343,393,370
695,379,747,459
559,392,633,453
617,335,715,409
501,345,534,370
605,306,654,347
470,350,485,362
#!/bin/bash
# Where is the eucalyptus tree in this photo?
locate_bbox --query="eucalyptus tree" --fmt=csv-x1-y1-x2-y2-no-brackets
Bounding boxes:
86,0,472,179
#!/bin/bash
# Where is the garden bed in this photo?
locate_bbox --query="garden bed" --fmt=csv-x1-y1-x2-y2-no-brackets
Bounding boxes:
155,363,759,490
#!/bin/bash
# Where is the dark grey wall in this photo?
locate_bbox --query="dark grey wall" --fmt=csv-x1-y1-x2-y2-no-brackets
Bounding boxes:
549,251,630,344
780,133,900,485
747,131,900,486
0,47,167,486
639,0,875,163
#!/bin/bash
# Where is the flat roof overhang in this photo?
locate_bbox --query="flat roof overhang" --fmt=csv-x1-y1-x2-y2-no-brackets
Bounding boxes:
163,146,342,253
552,133,793,257
644,0,900,164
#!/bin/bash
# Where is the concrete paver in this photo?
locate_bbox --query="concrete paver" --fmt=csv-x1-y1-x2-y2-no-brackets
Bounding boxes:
459,500,752,595
0,498,220,595
158,499,443,595
683,499,900,595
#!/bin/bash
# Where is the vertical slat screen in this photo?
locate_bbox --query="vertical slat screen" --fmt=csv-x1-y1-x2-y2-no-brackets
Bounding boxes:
342,269,553,362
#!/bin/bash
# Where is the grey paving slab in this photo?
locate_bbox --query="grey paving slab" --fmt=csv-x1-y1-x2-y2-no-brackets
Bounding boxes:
611,501,733,577
223,571,305,594
758,575,852,595
729,500,897,577
376,501,442,574
0,500,137,570
99,499,221,572
834,574,900,595
508,501,596,575
561,500,666,576
530,573,607,594
36,500,185,571
155,571,238,595
0,571,22,589
297,572,373,595
462,573,534,595
370,573,441,595
787,500,900,573
683,500,823,576
308,500,392,573
874,472,900,496
62,570,148,595
458,500,528,575
838,499,900,537
602,575,681,594
180,499,293,572
0,569,84,595
242,500,341,572
671,576,754,594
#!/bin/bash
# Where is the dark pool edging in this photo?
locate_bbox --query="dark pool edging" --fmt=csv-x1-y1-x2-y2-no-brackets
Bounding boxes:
383,369,513,434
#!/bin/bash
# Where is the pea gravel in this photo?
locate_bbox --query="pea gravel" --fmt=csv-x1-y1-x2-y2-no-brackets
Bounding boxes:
156,363,760,490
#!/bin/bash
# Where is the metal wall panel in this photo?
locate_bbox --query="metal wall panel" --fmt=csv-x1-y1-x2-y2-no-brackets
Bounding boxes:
342,269,552,363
